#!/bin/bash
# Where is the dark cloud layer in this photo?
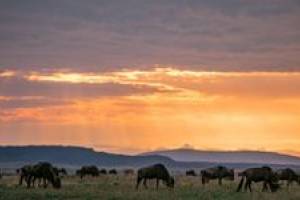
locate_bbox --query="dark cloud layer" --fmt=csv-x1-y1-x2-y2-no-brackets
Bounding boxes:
0,0,299,71
0,98,71,109
0,77,162,99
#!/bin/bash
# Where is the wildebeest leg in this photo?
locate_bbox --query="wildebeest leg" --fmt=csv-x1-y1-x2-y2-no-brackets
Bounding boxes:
156,179,159,190
244,179,248,192
32,177,37,188
248,181,252,192
43,178,47,188
236,177,244,192
262,182,268,192
136,177,142,189
287,180,291,188
143,179,148,189
218,178,222,186
37,178,42,187
19,175,24,185
26,175,32,188
201,176,206,185
25,175,31,188
244,180,252,192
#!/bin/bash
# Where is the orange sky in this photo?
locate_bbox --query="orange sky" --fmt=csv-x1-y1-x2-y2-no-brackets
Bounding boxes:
1,68,300,156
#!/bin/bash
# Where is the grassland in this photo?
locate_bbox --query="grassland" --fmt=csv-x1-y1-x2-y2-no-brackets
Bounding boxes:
0,175,299,200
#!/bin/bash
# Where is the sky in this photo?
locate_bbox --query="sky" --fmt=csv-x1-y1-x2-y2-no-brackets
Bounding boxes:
0,0,300,155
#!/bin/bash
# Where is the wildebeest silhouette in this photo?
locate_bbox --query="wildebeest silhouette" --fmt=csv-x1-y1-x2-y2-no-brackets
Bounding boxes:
99,168,107,175
124,169,135,176
201,166,234,185
109,169,117,175
136,163,174,190
186,169,197,176
76,165,99,179
27,162,61,189
276,168,300,187
236,166,280,192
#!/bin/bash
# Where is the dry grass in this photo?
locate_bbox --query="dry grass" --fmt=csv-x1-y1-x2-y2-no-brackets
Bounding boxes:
0,175,299,200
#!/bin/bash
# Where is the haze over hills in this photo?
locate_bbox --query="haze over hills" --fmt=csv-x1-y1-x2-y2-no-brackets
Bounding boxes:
0,146,175,168
0,146,300,170
141,148,300,166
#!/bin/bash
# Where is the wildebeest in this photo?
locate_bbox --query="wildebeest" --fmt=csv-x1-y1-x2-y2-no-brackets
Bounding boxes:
136,163,174,190
124,169,135,176
236,166,280,192
76,165,99,179
201,166,234,185
27,162,61,189
99,168,107,175
109,169,117,175
186,169,197,176
17,162,61,189
276,168,300,187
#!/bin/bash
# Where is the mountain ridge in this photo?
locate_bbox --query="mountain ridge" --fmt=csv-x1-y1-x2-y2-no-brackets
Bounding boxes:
0,145,300,169
140,148,300,165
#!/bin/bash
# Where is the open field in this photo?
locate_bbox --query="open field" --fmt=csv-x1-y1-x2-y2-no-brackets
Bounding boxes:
0,175,299,200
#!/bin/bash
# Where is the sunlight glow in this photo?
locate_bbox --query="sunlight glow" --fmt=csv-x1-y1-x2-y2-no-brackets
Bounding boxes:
1,67,300,155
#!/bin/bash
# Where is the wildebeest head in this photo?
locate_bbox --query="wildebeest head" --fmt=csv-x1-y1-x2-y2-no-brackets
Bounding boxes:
166,176,175,188
269,172,280,192
269,182,280,192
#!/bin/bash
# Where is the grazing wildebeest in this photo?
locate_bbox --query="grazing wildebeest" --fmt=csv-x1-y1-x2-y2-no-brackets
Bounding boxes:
201,166,234,185
27,162,61,189
236,166,280,192
109,169,117,175
99,168,107,175
186,169,197,176
76,165,99,179
136,163,174,190
276,168,300,187
124,169,135,176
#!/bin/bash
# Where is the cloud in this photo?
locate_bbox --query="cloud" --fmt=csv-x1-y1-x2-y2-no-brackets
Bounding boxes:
0,0,299,71
0,76,165,99
2,68,300,103
0,97,70,109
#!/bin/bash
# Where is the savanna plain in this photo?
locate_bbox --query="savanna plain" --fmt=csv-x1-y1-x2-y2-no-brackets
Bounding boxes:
0,174,299,200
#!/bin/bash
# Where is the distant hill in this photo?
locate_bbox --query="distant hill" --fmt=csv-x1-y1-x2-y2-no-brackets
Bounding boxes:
141,148,300,166
0,146,175,168
0,146,300,170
